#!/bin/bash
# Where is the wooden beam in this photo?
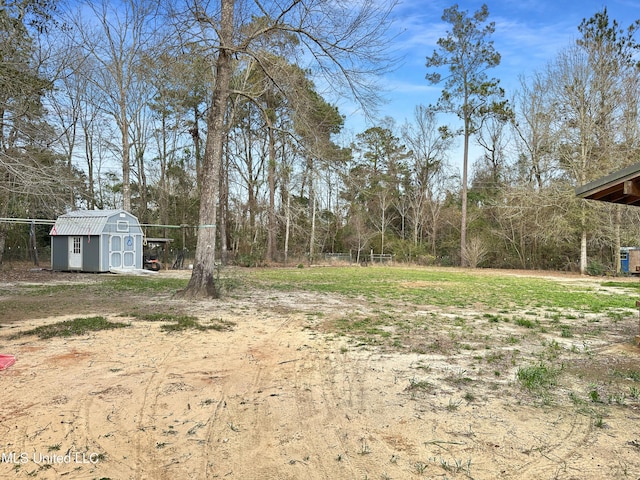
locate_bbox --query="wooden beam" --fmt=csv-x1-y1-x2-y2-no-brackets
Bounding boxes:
623,180,640,196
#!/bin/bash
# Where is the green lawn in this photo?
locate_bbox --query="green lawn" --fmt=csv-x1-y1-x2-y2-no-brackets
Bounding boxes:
248,266,637,312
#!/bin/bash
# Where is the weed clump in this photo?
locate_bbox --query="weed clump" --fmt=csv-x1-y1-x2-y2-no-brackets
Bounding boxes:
517,362,559,391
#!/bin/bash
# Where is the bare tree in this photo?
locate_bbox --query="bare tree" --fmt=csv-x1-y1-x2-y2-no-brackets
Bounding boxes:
402,105,454,253
475,104,511,190
512,73,557,190
174,0,399,298
66,0,159,213
578,9,640,274
549,9,640,274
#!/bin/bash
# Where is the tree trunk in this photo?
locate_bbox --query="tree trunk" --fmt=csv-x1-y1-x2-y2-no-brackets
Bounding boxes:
266,121,277,262
136,149,148,220
381,206,385,254
219,140,229,266
192,105,202,191
120,94,132,212
179,0,235,299
615,205,621,275
460,115,469,267
85,128,96,209
284,195,290,265
0,227,6,265
159,113,169,232
309,196,316,265
580,202,588,275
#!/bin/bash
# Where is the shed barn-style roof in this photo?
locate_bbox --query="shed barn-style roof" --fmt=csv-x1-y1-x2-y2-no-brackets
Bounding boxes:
576,162,640,206
50,209,135,236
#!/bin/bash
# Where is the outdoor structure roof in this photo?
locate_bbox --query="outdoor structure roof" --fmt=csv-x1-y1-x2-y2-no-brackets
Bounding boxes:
50,209,130,236
576,162,640,206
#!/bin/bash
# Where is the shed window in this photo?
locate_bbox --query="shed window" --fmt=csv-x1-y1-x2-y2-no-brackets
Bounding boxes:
117,220,129,232
73,237,81,254
621,252,629,261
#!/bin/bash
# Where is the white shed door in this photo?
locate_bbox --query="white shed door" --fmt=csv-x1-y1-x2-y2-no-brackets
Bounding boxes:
123,235,136,268
68,236,82,270
110,235,136,269
110,235,122,268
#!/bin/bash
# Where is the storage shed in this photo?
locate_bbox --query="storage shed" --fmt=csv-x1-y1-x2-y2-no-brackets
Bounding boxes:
620,247,640,275
50,209,143,272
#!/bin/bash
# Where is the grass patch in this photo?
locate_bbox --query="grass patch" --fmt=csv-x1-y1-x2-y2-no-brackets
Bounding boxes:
559,325,573,338
406,377,433,392
21,276,188,297
10,316,129,339
101,276,189,294
159,315,202,332
127,312,186,322
483,313,504,323
126,312,235,333
517,363,560,391
601,281,640,291
325,314,397,348
332,315,392,337
514,317,536,329
249,266,636,312
1,275,193,324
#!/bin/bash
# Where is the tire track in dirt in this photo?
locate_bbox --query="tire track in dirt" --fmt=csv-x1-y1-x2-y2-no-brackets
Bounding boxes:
51,326,192,480
125,326,233,480
191,310,412,479
200,397,228,478
306,350,420,480
129,335,190,480
1,340,108,479
457,404,604,479
290,350,364,478
54,333,142,479
197,315,319,479
499,411,598,479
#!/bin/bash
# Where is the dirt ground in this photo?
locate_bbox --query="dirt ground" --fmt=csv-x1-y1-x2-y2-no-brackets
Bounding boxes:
1,266,640,479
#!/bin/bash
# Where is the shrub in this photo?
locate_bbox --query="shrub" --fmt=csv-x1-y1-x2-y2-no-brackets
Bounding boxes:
586,260,606,276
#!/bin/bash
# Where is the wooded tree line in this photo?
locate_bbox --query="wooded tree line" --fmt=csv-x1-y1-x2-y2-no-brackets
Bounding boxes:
3,1,640,279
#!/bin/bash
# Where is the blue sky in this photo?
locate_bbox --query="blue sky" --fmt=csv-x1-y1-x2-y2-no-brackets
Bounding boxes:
339,0,640,143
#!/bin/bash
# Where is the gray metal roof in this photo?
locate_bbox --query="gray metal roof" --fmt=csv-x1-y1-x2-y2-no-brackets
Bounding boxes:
50,209,138,236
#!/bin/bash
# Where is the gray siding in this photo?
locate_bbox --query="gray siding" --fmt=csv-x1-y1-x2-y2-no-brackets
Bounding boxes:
51,236,68,271
82,236,101,272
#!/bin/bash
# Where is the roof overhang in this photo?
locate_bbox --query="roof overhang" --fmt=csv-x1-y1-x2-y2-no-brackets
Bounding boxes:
576,162,640,206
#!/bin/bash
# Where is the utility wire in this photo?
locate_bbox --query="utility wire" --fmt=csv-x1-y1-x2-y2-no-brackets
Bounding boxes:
0,218,202,229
